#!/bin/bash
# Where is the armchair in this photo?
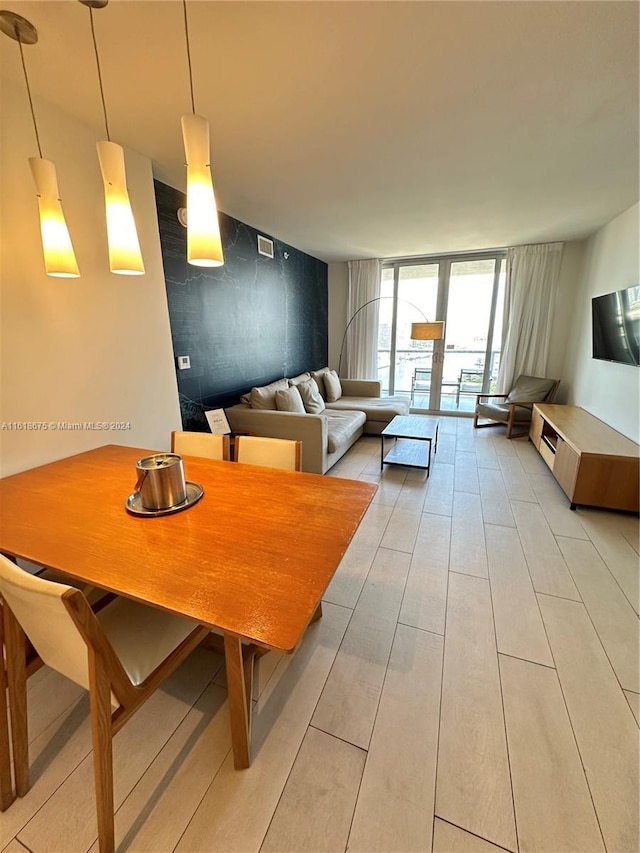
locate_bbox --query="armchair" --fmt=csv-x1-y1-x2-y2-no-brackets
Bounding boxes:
473,375,560,438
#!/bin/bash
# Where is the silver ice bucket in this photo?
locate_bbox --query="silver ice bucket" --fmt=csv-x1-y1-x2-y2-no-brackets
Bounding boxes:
134,453,187,510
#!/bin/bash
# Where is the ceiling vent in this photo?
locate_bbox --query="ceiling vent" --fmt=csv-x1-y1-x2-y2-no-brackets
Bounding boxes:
257,235,274,258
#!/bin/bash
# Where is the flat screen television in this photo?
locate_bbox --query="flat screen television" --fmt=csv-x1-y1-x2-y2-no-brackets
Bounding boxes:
592,286,640,366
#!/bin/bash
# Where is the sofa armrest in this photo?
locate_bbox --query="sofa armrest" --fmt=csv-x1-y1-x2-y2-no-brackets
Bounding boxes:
225,406,327,474
340,378,382,398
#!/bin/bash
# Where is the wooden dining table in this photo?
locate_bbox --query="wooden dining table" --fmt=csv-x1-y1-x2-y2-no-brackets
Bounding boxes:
0,444,376,797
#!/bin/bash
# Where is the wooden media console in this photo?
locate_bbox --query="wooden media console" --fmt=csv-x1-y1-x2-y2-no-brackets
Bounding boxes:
530,404,640,512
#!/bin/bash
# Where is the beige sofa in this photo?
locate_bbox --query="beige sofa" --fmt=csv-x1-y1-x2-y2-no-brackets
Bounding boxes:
226,370,409,474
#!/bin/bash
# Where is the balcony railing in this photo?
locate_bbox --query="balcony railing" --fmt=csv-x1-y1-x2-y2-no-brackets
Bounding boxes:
377,348,501,412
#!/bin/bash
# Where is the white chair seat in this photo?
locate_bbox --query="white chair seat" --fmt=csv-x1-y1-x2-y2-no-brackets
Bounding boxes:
98,597,200,687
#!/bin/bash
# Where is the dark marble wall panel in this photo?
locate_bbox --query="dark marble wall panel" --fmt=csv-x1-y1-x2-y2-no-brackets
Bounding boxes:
155,181,328,430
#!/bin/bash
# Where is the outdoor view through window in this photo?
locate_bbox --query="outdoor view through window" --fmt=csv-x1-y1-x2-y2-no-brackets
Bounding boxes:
378,255,506,412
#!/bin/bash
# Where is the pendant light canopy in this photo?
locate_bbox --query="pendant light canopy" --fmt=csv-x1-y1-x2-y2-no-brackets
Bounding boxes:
80,0,144,275
0,11,80,278
181,1,224,267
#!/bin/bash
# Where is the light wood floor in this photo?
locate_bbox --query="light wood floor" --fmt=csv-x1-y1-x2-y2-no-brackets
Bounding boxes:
2,418,639,852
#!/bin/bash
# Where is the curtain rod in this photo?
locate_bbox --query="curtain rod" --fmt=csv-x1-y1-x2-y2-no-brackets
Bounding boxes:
381,247,507,264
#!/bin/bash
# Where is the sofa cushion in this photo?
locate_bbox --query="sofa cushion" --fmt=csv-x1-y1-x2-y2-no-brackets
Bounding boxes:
326,395,410,423
311,367,331,398
275,386,305,413
325,409,366,454
288,372,311,387
248,377,290,410
298,378,325,414
323,370,343,402
506,375,556,404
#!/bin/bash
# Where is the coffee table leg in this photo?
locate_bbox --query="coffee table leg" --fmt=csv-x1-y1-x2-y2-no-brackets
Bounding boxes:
380,435,384,471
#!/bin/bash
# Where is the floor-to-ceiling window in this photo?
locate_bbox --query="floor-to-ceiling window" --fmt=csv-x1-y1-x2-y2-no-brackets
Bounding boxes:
378,252,506,413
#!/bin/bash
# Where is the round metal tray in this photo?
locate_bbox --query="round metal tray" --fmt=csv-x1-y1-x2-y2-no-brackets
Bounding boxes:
125,481,204,517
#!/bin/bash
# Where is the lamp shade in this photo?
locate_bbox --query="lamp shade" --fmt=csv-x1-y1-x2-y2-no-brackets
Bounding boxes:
96,141,145,275
28,157,80,278
411,321,445,341
181,113,224,267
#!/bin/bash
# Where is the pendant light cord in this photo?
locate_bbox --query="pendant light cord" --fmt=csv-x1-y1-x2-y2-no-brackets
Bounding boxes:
16,34,43,158
88,7,111,141
183,0,196,114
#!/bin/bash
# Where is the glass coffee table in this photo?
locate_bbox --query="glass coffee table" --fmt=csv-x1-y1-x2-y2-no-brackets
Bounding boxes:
381,415,440,475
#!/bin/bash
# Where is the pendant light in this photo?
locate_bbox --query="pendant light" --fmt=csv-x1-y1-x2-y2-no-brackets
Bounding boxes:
0,11,80,278
80,0,144,275
181,0,224,267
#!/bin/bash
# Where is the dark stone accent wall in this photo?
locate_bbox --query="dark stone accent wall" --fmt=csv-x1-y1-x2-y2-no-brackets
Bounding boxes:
154,181,328,430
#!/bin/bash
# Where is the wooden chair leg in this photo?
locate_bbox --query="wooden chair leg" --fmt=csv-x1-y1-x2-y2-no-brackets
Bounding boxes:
0,605,15,811
3,603,29,797
224,634,251,769
88,650,115,853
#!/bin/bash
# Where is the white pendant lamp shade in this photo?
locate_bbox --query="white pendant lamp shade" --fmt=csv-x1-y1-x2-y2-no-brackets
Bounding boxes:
181,113,224,267
96,140,144,275
28,157,80,278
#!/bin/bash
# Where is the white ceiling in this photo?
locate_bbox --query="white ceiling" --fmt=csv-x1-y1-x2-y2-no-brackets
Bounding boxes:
1,1,638,262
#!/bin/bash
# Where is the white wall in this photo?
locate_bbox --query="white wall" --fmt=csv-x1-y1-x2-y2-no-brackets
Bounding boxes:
562,203,640,442
547,240,586,399
0,83,181,477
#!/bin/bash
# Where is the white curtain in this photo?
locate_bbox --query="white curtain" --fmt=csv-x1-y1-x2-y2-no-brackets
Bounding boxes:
342,259,381,378
497,242,564,392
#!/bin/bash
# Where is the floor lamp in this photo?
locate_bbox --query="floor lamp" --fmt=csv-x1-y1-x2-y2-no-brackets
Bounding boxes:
337,297,445,377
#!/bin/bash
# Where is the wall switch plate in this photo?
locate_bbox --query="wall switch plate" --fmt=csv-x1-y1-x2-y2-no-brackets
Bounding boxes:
177,355,191,370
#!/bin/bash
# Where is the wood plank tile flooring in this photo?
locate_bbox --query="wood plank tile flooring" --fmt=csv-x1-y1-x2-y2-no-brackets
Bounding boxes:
2,419,638,852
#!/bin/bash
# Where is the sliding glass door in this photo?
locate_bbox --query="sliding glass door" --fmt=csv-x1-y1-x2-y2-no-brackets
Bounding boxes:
378,253,505,413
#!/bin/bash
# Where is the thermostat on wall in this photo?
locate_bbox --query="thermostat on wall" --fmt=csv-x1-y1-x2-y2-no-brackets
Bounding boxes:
177,355,191,370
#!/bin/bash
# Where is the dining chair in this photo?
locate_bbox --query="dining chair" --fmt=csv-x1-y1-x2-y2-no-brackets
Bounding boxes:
171,430,230,460
0,554,209,853
234,435,302,471
0,563,111,810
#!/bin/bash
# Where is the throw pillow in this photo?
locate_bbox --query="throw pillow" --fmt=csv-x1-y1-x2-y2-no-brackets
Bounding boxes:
249,377,289,410
288,372,311,387
311,367,330,398
298,378,325,414
323,369,343,402
275,385,306,413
